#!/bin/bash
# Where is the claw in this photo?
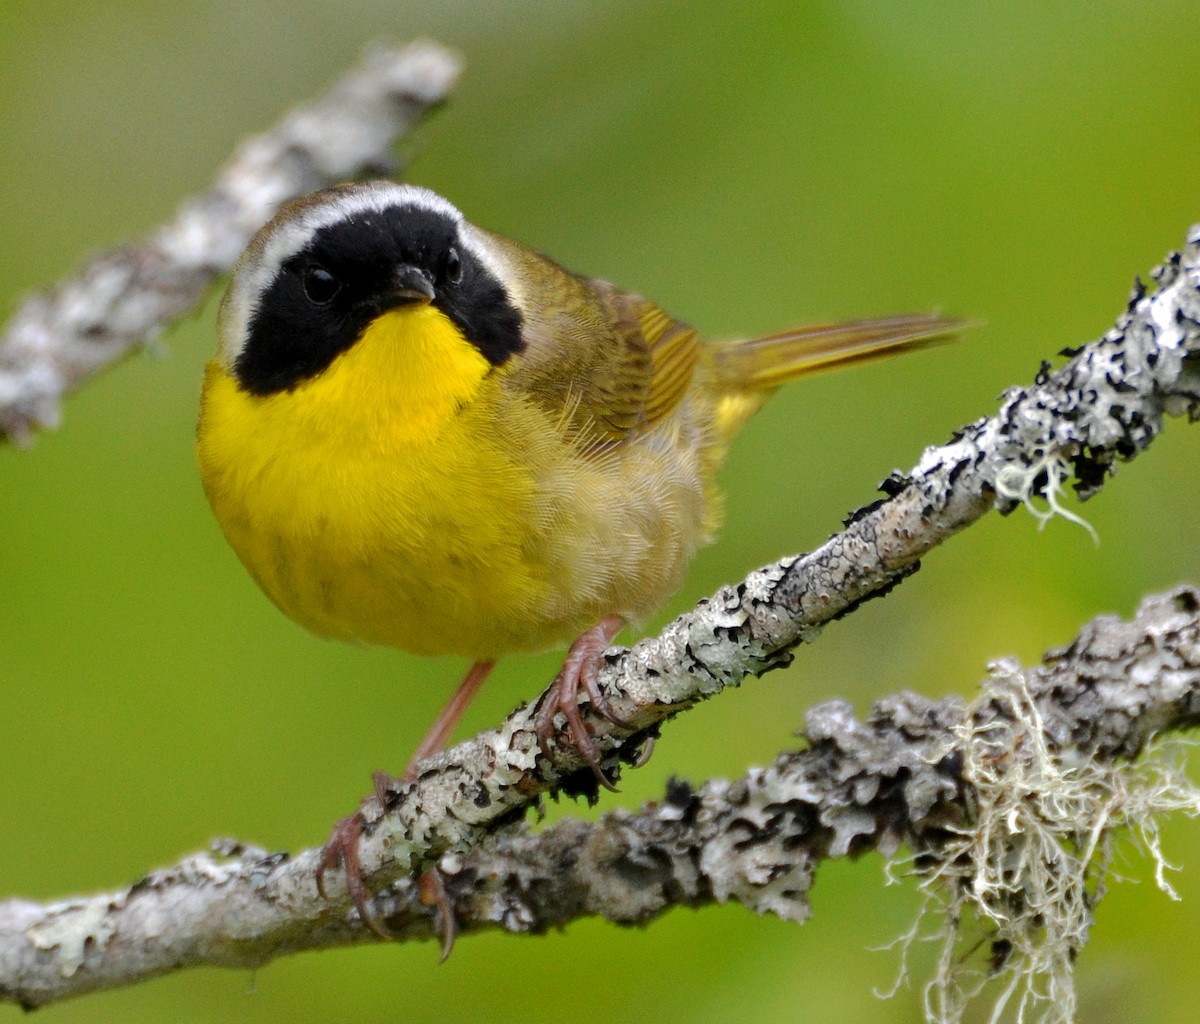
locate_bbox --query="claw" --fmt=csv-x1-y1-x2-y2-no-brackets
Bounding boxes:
316,810,395,939
313,660,497,951
420,868,458,961
631,733,656,768
534,615,628,788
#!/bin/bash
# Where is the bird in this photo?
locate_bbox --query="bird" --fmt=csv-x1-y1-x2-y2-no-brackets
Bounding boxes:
197,180,957,940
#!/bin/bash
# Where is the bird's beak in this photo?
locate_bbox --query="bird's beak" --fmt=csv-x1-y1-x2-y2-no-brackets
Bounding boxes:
390,265,436,305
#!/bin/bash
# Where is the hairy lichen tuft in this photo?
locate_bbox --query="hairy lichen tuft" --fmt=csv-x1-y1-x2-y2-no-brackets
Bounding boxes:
884,664,1200,1024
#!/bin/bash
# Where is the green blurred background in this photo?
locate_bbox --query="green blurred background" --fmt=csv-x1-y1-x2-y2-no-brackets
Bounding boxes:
3,1,1199,1021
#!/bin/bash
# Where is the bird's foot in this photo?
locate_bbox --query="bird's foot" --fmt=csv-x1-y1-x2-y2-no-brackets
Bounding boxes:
312,661,497,952
315,770,457,954
315,807,396,939
534,614,631,790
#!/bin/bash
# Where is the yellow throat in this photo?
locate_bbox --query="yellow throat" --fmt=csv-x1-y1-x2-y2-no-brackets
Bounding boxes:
198,303,551,656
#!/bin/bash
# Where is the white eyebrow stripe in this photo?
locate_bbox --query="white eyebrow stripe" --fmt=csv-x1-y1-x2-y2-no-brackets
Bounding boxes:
458,223,525,312
218,182,464,367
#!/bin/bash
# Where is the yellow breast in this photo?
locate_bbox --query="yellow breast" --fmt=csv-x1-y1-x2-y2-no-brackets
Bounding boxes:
197,304,714,660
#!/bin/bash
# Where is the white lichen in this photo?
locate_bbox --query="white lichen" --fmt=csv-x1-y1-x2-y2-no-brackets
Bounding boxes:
27,893,126,979
882,663,1200,1024
993,449,1099,544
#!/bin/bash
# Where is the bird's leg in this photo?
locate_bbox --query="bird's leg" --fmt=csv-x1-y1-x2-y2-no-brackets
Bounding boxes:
316,659,496,952
534,614,628,790
376,658,499,796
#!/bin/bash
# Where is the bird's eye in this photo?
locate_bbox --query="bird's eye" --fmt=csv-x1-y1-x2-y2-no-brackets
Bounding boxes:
445,247,463,285
302,265,341,305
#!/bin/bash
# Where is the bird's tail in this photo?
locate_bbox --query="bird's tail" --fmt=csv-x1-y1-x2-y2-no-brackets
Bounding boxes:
711,313,963,438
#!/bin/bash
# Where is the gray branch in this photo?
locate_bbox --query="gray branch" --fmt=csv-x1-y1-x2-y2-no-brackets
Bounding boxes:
1,216,1198,1005
0,38,461,444
3,27,1200,1012
4,584,1200,1008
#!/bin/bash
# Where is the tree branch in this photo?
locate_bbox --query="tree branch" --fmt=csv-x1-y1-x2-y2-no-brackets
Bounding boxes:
3,32,1200,1017
0,38,461,444
1,224,1198,1004
5,582,1200,1008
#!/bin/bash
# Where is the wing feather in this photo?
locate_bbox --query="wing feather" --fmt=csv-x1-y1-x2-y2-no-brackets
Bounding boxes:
482,226,700,446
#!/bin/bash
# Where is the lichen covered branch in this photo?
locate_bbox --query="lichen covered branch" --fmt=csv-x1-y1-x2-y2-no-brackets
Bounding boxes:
0,39,461,443
2,226,1197,1007
5,587,1200,1011
2,28,1199,1010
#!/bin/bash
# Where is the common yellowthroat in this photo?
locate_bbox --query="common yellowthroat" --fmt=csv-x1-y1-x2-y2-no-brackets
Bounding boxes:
197,181,955,931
